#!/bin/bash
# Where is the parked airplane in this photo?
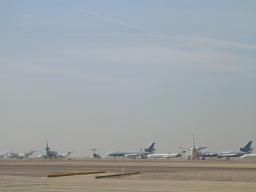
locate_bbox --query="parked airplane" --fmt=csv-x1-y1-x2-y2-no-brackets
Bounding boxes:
180,135,207,160
241,153,256,159
0,150,36,159
37,142,72,159
196,141,253,159
16,150,36,159
147,150,186,159
216,141,253,159
89,149,101,159
107,142,156,158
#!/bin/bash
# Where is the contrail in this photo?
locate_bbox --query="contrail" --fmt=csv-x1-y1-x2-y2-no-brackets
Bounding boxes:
62,0,147,33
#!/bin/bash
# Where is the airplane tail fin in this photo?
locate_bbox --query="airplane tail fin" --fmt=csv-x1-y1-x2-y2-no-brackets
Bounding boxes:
144,142,156,153
192,135,195,148
240,141,253,152
45,142,50,152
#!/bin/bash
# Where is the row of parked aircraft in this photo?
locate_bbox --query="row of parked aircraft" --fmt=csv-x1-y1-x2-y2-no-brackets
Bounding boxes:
0,142,72,160
180,136,254,160
91,136,254,160
0,137,254,160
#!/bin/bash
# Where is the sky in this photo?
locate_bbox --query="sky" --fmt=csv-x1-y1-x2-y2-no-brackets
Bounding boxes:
0,0,255,156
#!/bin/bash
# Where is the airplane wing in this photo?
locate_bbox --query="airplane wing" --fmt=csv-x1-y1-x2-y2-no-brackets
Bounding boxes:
147,154,170,159
148,152,184,159
217,153,241,158
197,147,207,150
36,154,47,159
179,147,191,151
57,151,72,158
124,153,140,158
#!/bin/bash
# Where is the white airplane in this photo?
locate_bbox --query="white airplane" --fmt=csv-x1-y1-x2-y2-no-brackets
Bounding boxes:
147,151,186,159
89,149,101,159
37,142,72,159
216,141,253,159
180,135,207,160
241,153,256,159
107,142,156,159
0,150,36,159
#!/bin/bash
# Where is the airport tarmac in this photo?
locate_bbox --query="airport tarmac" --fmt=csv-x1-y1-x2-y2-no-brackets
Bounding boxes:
0,159,256,191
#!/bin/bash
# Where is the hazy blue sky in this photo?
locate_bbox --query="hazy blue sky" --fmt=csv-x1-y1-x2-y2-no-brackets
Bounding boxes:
0,0,255,156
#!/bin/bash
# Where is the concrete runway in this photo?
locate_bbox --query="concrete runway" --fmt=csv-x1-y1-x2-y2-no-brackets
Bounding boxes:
1,159,256,191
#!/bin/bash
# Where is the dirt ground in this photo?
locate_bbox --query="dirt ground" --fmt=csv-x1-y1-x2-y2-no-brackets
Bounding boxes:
0,159,256,191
